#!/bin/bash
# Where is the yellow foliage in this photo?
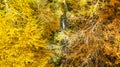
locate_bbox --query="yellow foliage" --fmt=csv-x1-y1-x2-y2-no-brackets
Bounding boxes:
79,0,87,6
0,0,58,66
1,0,120,67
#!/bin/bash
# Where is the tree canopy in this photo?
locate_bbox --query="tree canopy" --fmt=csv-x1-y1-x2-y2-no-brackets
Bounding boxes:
0,0,120,67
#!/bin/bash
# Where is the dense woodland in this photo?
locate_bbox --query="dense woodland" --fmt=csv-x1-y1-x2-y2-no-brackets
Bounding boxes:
0,0,120,67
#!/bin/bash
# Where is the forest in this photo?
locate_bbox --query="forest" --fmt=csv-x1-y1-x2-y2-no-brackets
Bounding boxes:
0,0,120,67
